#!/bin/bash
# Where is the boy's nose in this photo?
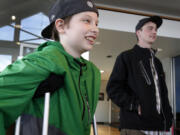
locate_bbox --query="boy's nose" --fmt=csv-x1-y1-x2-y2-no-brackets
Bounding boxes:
91,25,99,36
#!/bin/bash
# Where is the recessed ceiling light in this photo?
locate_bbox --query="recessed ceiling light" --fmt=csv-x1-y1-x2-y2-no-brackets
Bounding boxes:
100,70,104,73
11,15,16,21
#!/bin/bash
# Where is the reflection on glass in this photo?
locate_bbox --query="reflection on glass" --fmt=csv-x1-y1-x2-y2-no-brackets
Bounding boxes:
24,47,36,56
20,12,49,44
0,24,15,41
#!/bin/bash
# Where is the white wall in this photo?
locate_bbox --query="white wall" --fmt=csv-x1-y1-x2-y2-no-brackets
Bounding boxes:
95,80,111,123
98,9,180,39
161,58,173,107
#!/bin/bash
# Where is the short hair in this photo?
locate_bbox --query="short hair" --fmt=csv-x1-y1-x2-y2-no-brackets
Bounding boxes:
51,16,72,41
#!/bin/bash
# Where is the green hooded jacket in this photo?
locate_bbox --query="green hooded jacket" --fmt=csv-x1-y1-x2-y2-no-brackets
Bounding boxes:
0,41,101,135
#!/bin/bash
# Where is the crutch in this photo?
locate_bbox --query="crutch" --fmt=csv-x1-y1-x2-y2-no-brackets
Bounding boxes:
43,93,97,135
93,115,98,135
36,93,97,135
42,92,50,135
15,116,21,135
15,92,50,135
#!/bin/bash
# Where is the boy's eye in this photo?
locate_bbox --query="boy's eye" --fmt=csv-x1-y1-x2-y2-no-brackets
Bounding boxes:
82,19,90,23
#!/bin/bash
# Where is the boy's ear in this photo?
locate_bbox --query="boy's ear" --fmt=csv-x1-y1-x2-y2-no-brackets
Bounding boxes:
55,19,65,34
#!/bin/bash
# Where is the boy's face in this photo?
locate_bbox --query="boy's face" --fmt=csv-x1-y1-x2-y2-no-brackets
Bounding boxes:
136,22,157,47
60,11,99,54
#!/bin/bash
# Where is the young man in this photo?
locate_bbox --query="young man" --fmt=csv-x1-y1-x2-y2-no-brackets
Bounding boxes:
0,0,100,135
107,16,173,135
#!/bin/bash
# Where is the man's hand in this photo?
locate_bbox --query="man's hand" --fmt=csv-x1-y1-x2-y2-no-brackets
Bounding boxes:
33,73,64,98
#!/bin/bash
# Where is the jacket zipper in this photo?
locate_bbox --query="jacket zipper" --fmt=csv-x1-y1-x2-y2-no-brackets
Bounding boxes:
139,60,151,85
151,64,167,131
75,59,91,123
149,51,167,132
85,93,92,124
78,66,86,120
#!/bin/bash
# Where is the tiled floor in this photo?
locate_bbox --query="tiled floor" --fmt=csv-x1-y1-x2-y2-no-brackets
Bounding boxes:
91,124,120,135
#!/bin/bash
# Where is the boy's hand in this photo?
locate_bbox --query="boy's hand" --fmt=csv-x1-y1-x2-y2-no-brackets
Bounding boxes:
33,73,64,98
138,105,141,115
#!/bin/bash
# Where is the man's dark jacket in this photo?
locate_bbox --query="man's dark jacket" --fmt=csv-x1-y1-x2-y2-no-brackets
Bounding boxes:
106,45,173,131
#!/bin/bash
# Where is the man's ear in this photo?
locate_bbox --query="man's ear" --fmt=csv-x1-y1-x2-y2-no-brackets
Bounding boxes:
136,30,140,37
136,30,139,35
55,19,65,34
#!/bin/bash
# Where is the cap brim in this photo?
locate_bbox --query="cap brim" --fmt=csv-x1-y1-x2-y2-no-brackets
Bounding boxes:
41,22,54,39
135,16,162,31
149,16,162,29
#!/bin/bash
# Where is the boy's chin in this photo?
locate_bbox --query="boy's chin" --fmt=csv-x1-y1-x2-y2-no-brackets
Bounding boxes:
81,47,93,53
85,44,94,50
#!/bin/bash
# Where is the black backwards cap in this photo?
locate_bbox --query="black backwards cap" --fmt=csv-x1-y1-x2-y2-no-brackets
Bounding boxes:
41,0,99,39
135,16,163,31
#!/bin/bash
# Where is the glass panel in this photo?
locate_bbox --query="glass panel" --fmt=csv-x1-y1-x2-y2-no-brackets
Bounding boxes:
0,54,12,71
20,12,49,44
0,24,15,41
23,47,36,56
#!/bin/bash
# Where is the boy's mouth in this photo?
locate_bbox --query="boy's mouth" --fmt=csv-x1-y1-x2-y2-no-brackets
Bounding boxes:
85,36,96,45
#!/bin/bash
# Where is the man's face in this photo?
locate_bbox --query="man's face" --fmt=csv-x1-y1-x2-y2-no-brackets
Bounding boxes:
62,11,99,54
136,22,157,46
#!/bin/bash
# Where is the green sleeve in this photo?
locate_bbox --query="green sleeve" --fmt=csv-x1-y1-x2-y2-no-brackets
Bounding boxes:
0,47,63,134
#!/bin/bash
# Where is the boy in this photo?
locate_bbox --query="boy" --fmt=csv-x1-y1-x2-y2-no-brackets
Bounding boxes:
106,16,173,135
0,0,100,135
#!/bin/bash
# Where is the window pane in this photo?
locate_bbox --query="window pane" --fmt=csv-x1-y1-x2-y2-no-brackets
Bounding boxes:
0,24,15,41
20,12,49,44
0,55,12,71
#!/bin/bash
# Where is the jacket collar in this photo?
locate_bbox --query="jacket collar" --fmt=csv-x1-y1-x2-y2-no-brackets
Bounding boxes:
56,41,87,70
133,44,156,59
39,41,87,70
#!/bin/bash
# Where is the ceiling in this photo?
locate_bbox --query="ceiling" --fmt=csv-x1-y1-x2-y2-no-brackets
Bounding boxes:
0,0,180,80
1,0,180,27
95,0,180,19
